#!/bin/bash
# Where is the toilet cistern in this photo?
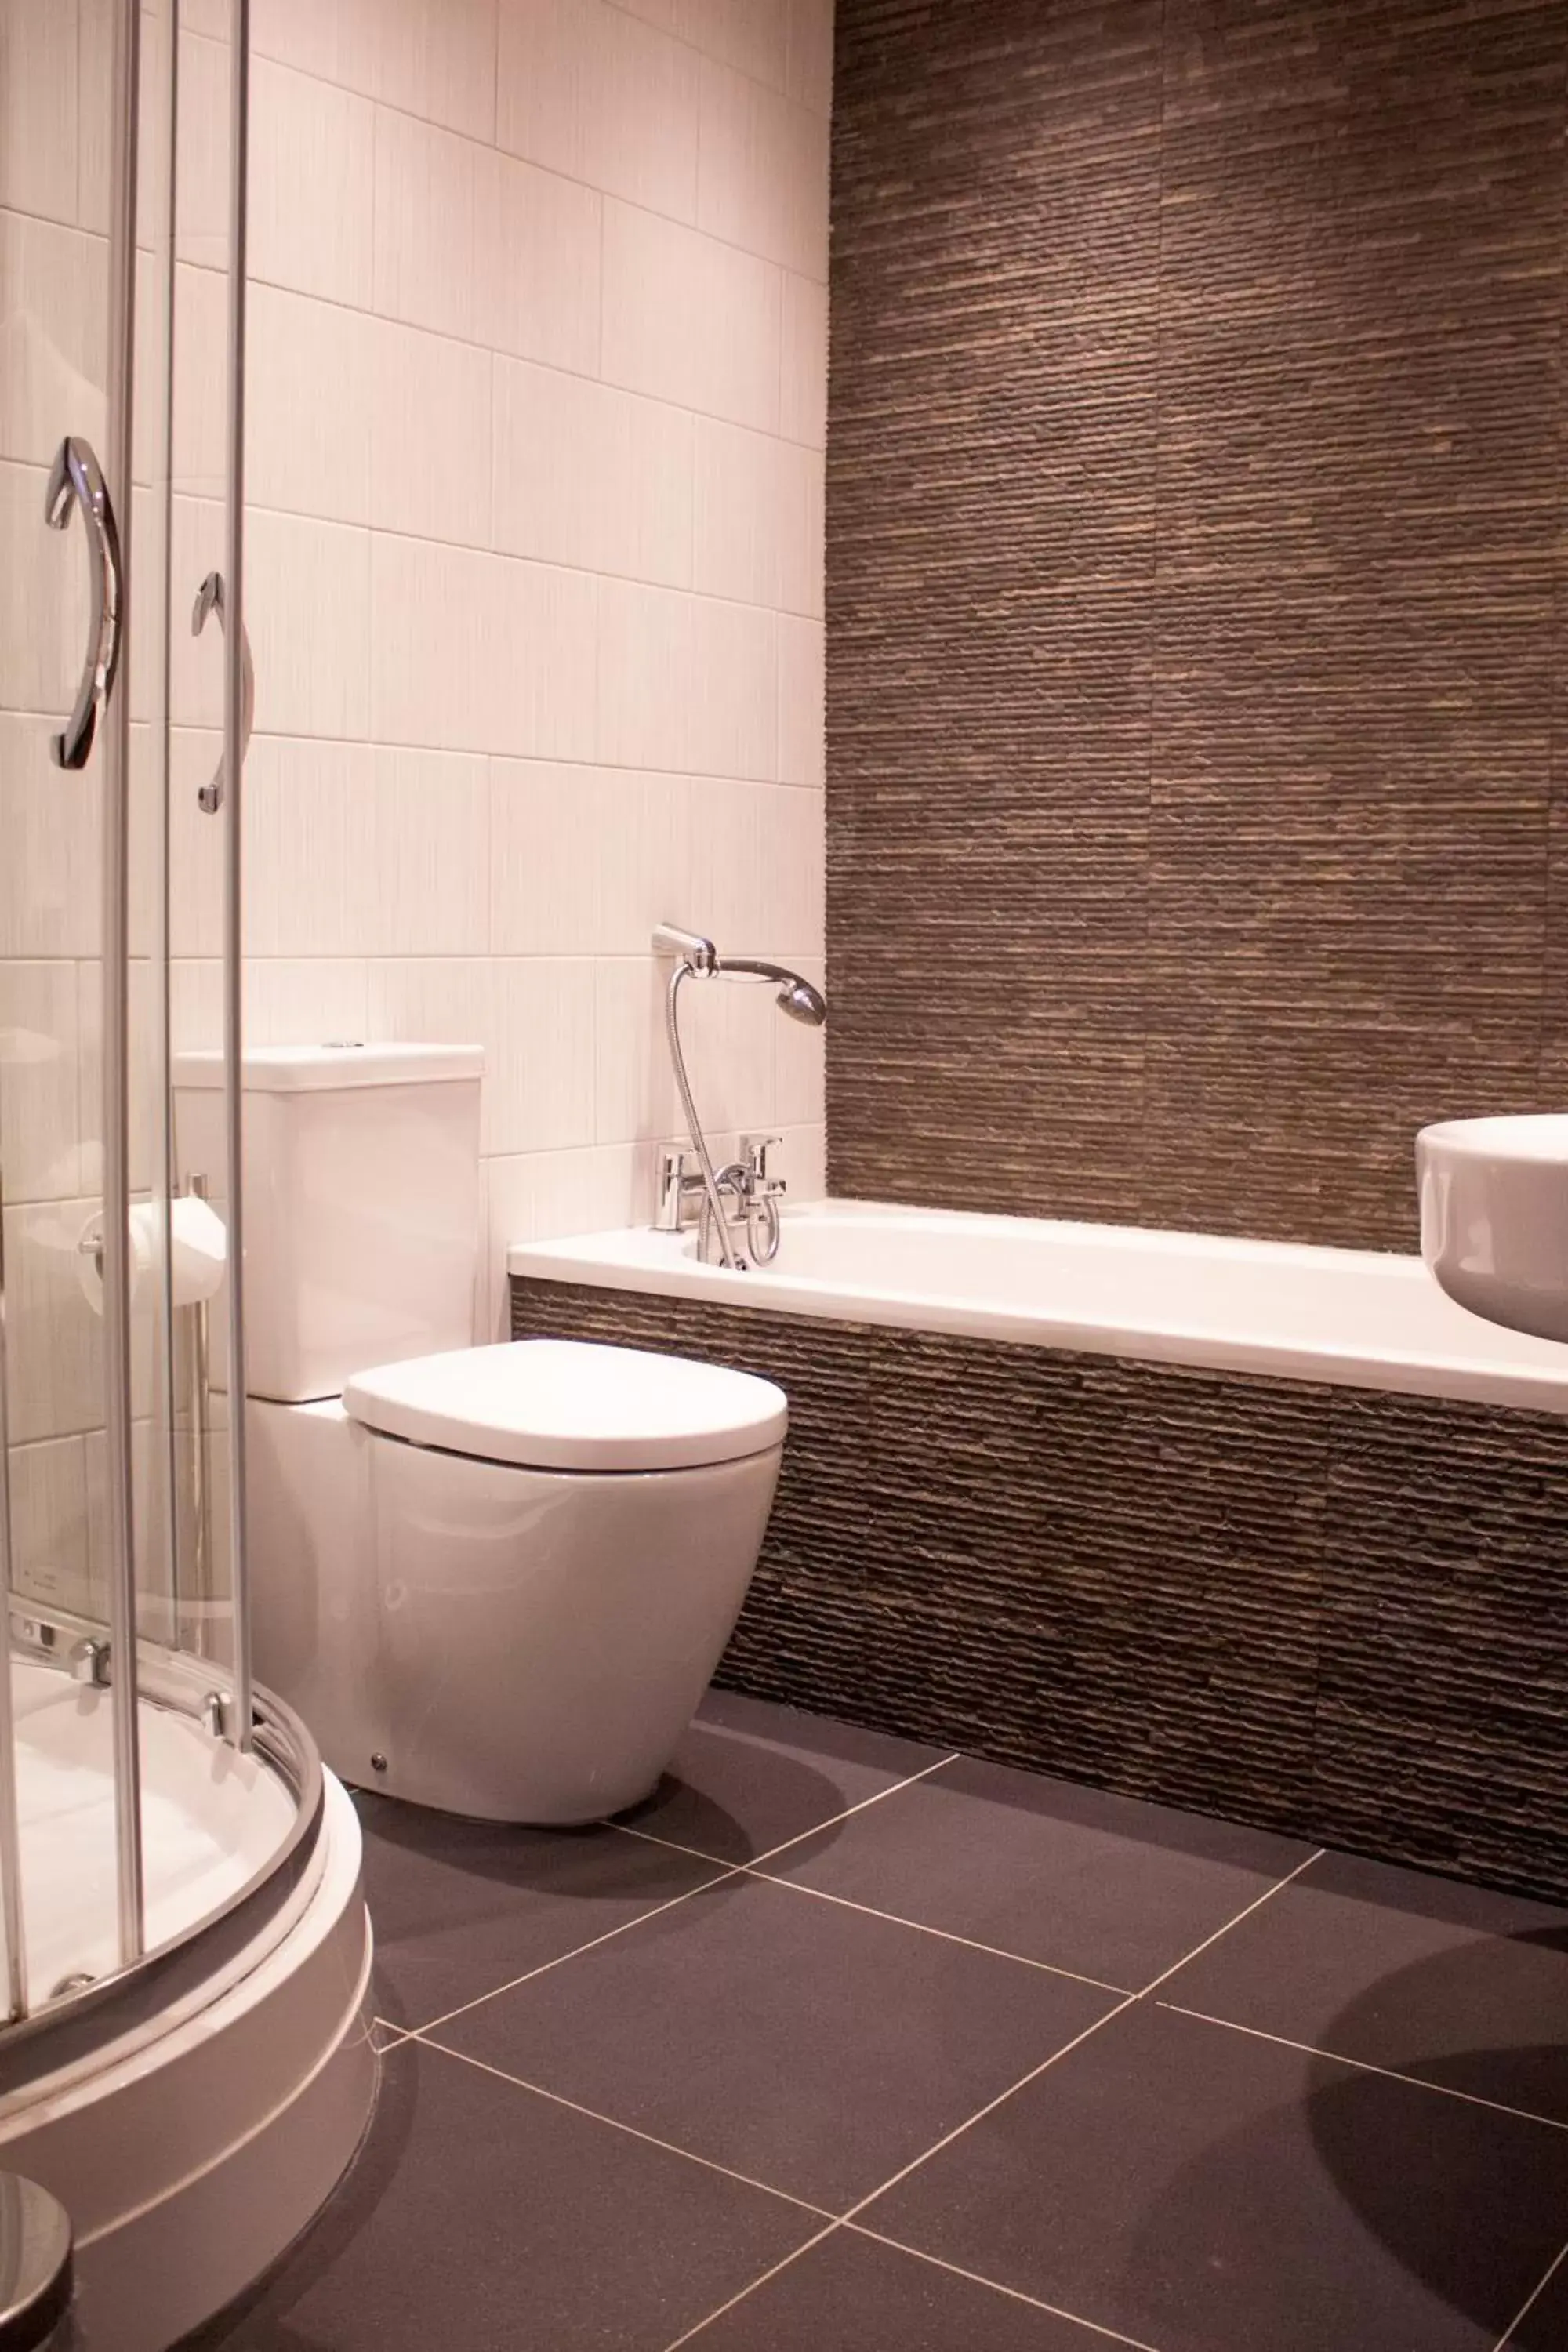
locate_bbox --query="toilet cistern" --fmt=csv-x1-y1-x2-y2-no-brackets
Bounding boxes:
652,923,828,1271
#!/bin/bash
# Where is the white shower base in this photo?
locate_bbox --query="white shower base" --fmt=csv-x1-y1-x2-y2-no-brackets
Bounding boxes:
12,1658,296,2002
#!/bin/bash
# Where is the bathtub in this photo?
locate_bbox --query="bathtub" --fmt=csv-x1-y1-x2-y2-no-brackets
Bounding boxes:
509,1196,1568,1904
506,1197,1568,1416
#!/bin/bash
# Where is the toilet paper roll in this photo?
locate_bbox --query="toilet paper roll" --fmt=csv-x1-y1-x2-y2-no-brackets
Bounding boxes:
77,1195,227,1317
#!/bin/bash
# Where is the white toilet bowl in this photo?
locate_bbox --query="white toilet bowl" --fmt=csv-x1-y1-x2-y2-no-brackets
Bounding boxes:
249,1339,786,1823
176,1044,785,1826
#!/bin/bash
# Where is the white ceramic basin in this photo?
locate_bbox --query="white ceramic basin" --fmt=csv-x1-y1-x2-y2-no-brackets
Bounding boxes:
1417,1115,1568,1342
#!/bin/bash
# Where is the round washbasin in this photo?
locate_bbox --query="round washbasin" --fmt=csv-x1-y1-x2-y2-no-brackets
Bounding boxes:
1417,1115,1568,1344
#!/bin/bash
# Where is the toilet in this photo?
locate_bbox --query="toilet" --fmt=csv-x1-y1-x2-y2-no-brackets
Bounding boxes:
173,1044,786,1824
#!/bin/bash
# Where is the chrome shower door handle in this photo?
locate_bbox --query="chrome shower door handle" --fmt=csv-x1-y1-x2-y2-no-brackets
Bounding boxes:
43,436,123,772
191,569,254,812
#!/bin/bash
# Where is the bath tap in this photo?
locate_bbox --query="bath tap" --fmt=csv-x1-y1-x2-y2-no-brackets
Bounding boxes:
652,925,826,1272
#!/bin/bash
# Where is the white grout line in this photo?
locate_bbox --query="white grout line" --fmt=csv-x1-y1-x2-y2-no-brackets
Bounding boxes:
733,1871,1132,1997
1137,1849,1326,1997
1493,2230,1568,2350
401,1860,747,2038
841,2227,1168,2352
659,2223,843,2350
613,1746,962,1875
417,2037,840,2223
834,1994,1141,2225
1157,2004,1568,2136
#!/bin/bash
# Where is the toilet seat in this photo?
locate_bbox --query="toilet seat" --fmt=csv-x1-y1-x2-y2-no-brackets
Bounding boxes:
342,1338,788,1474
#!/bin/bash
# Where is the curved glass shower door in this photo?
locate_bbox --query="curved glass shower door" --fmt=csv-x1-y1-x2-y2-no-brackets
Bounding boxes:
0,0,276,2031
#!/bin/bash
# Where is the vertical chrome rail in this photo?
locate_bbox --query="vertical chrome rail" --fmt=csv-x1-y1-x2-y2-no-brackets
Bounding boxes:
102,0,146,1962
0,1181,31,2020
222,0,255,1749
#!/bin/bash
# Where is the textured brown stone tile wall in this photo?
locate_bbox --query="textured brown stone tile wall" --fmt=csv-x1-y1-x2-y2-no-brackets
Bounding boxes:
827,0,1568,1249
515,1273,1568,1904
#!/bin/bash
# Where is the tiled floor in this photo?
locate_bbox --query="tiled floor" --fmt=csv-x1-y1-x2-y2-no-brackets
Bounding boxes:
188,1690,1568,2352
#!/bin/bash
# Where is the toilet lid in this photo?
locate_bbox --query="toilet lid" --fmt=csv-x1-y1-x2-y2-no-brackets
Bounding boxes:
342,1340,788,1473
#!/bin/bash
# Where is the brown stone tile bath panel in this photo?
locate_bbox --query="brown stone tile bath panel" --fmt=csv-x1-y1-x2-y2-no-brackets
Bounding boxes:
513,1272,1568,1900
1314,1387,1568,1900
827,0,1568,1247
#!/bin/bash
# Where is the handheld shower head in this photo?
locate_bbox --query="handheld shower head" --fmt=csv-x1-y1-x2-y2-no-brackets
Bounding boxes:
775,974,828,1026
652,928,827,1025
710,956,827,1026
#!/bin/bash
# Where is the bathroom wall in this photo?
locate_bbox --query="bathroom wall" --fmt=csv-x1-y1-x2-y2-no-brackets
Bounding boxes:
826,0,1568,1252
174,0,833,1331
0,0,830,1621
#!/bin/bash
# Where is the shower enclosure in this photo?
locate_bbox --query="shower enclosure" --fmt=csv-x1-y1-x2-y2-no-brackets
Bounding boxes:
0,9,372,2339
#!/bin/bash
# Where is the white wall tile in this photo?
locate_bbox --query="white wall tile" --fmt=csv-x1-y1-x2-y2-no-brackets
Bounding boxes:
375,114,601,374
9,1435,95,1619
372,108,486,345
372,318,492,548
776,1117,825,1200
0,964,81,1203
2,1199,107,1443
774,950,825,1123
346,746,490,955
481,1140,641,1327
491,761,690,955
777,612,825,788
493,360,692,587
675,960,776,1134
369,535,597,762
489,958,598,1152
0,715,100,959
169,953,372,1052
74,956,158,1196
0,456,89,722
593,956,677,1144
598,578,776,779
168,727,224,957
249,57,376,307
497,0,699,223
601,199,780,433
245,956,370,1046
786,0,834,118
256,0,498,141
676,0,789,92
694,419,825,615
173,28,233,270
365,0,498,143
780,269,828,448
243,735,365,956
168,492,227,730
476,147,602,375
247,282,377,525
0,0,78,227
153,256,226,502
251,0,364,90
686,772,768,941
245,509,372,740
76,0,833,1337
696,56,829,280
608,0,677,30
0,209,107,472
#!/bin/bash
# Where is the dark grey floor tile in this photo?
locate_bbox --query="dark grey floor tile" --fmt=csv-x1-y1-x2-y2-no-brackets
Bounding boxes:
182,2039,818,2352
354,1792,725,2029
1160,1847,1568,2121
432,1872,1118,2209
866,2001,1568,2352
690,2227,1127,2350
619,1688,946,1864
1511,2245,1568,2351
758,1752,1313,1989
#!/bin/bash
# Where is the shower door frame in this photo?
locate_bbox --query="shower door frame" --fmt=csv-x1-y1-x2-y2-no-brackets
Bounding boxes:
0,0,267,2031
